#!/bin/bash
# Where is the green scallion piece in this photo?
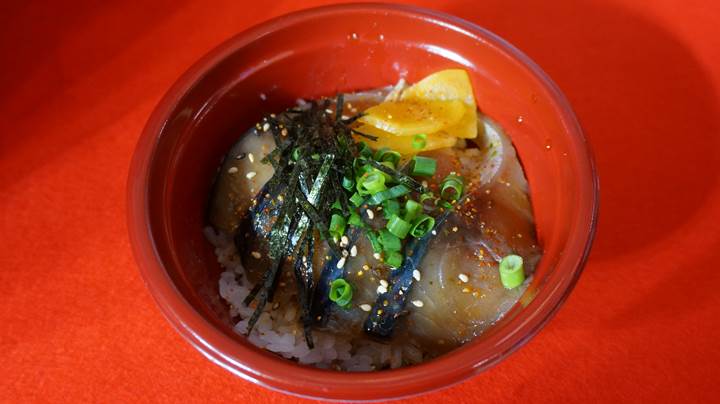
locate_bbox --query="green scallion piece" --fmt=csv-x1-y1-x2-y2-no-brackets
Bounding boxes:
386,214,411,239
385,251,403,268
366,184,411,205
382,199,400,220
374,147,401,166
412,133,427,150
331,199,342,211
348,211,363,227
366,231,383,253
349,192,364,207
342,176,355,191
411,156,437,176
419,192,436,204
440,174,464,201
379,229,402,251
409,214,435,238
499,254,525,289
357,172,387,195
358,141,373,158
329,214,346,241
291,147,301,161
329,278,353,308
404,199,422,222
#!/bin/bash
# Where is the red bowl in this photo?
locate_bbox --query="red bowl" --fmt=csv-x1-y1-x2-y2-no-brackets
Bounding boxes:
127,3,598,401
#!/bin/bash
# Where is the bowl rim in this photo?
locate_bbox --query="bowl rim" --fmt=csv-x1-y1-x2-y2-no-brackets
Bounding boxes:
127,2,599,401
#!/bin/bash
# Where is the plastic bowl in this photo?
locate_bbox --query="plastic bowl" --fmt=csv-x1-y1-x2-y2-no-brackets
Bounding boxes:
127,3,598,401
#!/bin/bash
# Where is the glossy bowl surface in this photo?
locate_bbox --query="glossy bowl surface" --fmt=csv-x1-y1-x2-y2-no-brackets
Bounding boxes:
127,3,598,401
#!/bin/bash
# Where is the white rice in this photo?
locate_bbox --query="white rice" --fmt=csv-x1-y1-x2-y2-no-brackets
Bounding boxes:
205,226,418,371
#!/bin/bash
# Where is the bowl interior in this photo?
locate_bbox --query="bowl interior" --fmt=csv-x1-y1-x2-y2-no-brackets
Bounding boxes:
135,5,595,400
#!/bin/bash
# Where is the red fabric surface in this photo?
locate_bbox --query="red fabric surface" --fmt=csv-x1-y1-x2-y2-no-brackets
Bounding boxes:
2,0,719,402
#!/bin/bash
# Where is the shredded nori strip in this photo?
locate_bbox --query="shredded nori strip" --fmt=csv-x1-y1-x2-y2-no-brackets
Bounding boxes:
241,100,356,345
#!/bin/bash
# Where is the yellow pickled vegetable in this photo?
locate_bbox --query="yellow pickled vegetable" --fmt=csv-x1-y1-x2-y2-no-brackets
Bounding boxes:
401,69,478,139
358,99,465,136
353,124,457,155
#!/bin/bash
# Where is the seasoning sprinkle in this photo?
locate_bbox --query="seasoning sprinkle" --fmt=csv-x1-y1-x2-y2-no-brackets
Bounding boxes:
251,251,262,259
413,270,421,281
458,273,469,283
412,300,424,307
380,280,389,288
373,252,381,260
377,285,388,294
350,245,358,257
262,123,270,131
228,167,239,174
360,304,372,312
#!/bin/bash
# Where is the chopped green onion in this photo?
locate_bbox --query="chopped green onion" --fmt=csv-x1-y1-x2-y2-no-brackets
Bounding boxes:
348,211,363,227
374,148,401,166
378,229,402,251
411,156,437,176
366,231,383,253
357,172,387,195
382,199,400,219
349,192,364,207
358,141,373,158
499,254,525,289
419,192,436,204
367,184,411,205
386,214,411,239
331,199,342,211
291,147,301,161
440,174,464,200
329,214,346,241
311,153,321,160
404,199,422,222
412,133,427,150
410,214,435,238
385,251,403,268
342,176,355,191
329,278,353,308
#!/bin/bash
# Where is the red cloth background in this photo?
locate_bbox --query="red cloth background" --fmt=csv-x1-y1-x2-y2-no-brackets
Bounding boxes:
2,0,719,402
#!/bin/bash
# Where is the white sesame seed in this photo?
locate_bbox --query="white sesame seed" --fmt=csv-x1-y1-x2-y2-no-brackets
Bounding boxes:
380,280,388,288
413,270,421,281
262,123,270,131
341,249,349,257
412,300,424,307
373,253,381,260
228,166,239,174
458,273,469,283
340,235,349,247
350,245,357,257
360,304,372,312
325,108,334,114
377,285,387,294
281,128,288,137
366,209,375,219
248,153,255,163
421,180,428,188
251,251,262,259
277,195,284,202
431,230,437,235
452,226,458,232
362,264,370,270
336,257,346,269
246,171,257,179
